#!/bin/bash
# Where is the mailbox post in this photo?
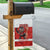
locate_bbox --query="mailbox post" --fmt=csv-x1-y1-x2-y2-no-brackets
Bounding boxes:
3,0,22,50
6,0,13,50
7,0,13,50
3,0,34,50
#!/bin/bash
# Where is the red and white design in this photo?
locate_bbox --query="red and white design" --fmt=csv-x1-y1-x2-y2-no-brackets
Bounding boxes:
15,24,32,39
14,19,33,47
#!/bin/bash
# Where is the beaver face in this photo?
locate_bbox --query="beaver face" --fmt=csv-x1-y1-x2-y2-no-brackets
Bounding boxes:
19,27,24,32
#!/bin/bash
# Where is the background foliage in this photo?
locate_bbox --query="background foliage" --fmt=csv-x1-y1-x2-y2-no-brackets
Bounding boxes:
0,0,29,3
34,1,50,8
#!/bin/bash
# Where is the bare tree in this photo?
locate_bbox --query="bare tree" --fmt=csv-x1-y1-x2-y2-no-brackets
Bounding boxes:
40,0,43,5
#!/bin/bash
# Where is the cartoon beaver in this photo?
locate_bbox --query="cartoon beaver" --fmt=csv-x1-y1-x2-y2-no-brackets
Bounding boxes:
16,25,28,39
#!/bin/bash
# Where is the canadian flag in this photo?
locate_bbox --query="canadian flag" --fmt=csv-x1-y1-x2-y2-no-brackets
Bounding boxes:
14,19,33,47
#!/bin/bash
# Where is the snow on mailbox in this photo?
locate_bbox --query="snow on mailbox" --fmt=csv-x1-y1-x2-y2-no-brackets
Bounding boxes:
13,2,34,15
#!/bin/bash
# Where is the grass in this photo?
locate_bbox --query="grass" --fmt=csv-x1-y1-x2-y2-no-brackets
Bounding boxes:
13,0,29,2
18,48,30,50
0,0,29,3
34,1,50,8
0,0,7,3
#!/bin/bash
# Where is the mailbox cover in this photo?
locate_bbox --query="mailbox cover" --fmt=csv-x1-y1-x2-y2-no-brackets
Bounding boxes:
14,18,33,47
13,2,34,15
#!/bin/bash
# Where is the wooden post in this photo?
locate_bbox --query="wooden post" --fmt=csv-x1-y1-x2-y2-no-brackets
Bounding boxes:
3,0,22,50
8,0,13,50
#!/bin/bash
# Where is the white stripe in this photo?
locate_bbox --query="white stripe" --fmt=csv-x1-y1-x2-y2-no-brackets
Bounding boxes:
14,39,33,41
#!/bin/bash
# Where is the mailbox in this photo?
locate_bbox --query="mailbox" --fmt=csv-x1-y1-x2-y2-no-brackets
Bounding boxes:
13,2,34,15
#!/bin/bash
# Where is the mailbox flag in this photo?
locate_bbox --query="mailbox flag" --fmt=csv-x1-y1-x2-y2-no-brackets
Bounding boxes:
14,19,33,47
